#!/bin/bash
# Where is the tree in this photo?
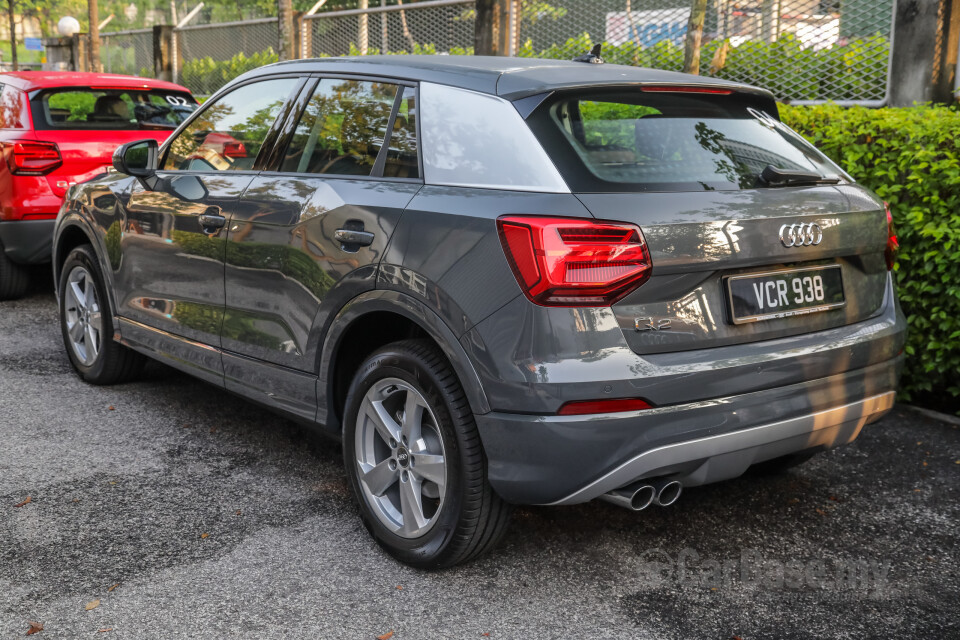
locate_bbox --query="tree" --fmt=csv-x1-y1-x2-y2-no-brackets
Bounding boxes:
682,0,708,74
7,0,16,71
88,0,101,71
278,0,295,60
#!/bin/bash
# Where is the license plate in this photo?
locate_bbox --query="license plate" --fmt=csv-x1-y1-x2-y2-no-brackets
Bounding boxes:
726,265,845,324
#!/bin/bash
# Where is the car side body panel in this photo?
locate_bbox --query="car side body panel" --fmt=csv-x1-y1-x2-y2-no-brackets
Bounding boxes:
379,186,593,338
221,175,421,419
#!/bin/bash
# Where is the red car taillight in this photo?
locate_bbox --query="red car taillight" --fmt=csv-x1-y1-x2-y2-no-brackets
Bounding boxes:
3,140,62,175
223,141,247,158
884,202,899,271
497,216,652,306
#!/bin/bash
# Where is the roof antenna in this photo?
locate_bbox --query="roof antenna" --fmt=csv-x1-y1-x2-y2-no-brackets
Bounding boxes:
573,44,604,64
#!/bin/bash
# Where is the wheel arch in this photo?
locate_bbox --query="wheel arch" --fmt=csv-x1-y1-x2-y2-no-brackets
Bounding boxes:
53,217,121,335
318,289,491,434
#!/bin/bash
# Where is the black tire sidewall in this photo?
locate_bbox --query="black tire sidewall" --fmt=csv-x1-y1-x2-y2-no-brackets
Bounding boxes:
343,345,467,567
59,245,113,381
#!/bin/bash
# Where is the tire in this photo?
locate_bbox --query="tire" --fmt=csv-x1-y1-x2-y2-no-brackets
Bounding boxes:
58,244,145,384
343,339,511,569
749,451,819,476
0,240,30,300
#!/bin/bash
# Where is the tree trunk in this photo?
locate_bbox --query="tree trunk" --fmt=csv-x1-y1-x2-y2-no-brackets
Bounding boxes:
358,0,368,54
475,0,510,56
7,0,17,71
682,0,708,74
88,0,101,72
278,0,295,60
761,0,780,43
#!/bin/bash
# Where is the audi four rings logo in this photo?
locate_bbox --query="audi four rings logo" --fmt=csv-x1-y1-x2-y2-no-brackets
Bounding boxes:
779,222,823,247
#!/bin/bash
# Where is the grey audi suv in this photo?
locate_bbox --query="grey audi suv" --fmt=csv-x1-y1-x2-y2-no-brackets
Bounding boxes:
51,55,905,568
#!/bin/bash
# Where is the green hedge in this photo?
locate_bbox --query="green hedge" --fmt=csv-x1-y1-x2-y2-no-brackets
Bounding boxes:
181,49,280,95
781,104,960,405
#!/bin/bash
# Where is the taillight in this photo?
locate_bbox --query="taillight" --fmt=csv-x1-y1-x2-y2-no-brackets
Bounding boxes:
3,140,62,175
223,141,247,158
557,398,653,416
884,202,898,271
497,216,652,306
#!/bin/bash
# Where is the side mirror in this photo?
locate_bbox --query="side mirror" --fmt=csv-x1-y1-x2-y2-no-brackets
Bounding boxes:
113,139,159,189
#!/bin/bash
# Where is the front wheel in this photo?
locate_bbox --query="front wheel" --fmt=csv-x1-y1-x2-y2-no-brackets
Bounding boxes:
343,339,511,569
59,244,144,384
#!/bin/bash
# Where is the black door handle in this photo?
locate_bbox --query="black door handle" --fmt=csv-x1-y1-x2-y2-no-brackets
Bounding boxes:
334,228,375,249
199,213,226,233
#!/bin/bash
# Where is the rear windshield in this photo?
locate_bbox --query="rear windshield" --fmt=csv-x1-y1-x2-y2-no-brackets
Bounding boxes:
526,90,842,193
30,88,198,131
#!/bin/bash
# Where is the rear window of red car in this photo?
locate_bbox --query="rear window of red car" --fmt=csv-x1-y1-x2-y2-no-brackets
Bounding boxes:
30,88,198,131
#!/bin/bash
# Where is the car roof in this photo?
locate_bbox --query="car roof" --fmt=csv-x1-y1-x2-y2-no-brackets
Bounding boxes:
0,71,192,94
253,55,770,100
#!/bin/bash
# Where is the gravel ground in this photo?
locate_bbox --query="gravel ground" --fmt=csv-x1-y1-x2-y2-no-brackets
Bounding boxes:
1,286,958,639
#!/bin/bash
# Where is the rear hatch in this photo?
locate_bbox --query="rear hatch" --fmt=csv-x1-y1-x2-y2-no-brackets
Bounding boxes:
525,86,891,354
28,85,197,197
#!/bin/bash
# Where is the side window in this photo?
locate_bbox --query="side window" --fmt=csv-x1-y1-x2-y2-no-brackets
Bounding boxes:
163,77,299,171
383,86,419,179
0,85,27,129
280,78,404,177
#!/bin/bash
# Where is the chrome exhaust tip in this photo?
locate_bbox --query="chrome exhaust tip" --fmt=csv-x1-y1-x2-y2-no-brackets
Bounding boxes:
652,478,683,507
600,481,656,511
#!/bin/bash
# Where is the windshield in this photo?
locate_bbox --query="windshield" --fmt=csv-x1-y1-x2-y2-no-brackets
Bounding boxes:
526,90,843,193
31,88,198,131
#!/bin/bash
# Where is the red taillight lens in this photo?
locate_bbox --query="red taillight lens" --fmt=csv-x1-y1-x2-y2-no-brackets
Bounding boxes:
557,398,654,416
497,216,652,306
884,202,898,271
3,140,62,175
223,141,247,158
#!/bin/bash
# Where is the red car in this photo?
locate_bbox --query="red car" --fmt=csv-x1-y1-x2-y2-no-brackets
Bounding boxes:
0,71,198,299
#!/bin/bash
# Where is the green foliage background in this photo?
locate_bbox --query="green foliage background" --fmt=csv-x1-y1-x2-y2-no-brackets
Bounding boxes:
178,34,886,100
781,104,960,405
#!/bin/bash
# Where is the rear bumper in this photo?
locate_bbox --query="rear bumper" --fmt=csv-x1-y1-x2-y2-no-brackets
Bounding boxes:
0,219,56,264
475,355,902,505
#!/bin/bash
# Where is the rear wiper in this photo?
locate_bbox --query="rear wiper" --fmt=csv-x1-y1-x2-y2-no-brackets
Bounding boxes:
758,165,840,187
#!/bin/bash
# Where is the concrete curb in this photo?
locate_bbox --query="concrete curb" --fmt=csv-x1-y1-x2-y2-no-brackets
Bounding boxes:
901,404,960,427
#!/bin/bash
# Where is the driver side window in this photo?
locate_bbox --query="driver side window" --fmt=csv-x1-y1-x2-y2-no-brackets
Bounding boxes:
163,77,299,172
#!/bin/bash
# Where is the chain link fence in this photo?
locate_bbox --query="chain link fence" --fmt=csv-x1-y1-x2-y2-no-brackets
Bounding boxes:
97,0,897,104
101,29,156,78
514,0,895,104
305,0,476,58
175,18,280,96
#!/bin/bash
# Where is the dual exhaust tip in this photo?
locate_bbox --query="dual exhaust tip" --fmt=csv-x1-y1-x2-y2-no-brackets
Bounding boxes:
600,478,682,511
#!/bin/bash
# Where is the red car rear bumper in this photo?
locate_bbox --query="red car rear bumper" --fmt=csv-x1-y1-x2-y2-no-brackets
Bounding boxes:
0,218,56,264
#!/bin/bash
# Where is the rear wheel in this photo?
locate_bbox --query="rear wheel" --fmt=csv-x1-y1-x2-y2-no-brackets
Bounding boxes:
0,240,30,300
343,339,511,569
59,245,144,384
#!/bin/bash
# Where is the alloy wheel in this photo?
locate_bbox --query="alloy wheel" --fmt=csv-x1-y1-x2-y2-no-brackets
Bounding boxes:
63,266,103,367
354,377,448,538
